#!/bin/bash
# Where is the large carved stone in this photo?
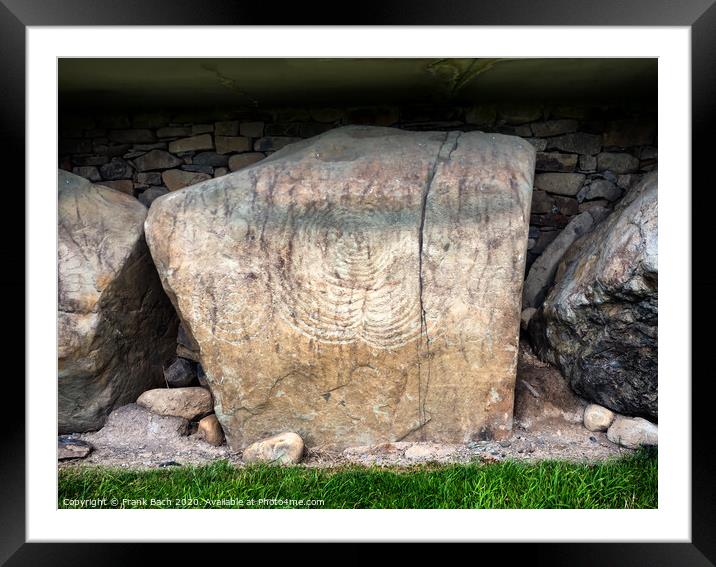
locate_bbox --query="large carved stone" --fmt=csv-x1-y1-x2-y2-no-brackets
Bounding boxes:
145,126,535,449
58,171,178,433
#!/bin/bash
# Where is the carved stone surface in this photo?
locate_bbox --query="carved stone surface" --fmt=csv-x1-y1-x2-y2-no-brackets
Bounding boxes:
146,126,535,449
58,170,177,433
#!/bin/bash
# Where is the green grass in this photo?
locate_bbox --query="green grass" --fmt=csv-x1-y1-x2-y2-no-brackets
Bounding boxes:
58,447,657,509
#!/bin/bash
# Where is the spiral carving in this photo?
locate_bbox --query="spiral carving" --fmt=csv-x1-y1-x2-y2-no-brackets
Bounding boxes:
274,203,423,350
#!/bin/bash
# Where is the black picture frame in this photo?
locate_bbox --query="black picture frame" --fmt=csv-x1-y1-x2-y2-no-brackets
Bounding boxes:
4,0,714,562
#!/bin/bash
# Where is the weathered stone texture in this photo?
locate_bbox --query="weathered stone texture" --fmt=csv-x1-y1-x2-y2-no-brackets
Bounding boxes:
530,172,657,419
58,171,178,433
146,126,535,449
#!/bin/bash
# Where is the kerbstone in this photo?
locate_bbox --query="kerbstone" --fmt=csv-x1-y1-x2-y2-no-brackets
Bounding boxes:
146,126,535,449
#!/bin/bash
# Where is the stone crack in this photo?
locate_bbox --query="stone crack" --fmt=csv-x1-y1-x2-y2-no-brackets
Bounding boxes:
416,131,461,435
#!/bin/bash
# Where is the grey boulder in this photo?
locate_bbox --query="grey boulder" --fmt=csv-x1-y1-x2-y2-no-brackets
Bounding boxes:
58,171,178,433
529,172,657,419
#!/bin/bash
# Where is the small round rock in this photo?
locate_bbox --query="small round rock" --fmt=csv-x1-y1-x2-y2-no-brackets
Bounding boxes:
607,416,658,449
583,404,615,432
242,432,304,465
197,414,225,446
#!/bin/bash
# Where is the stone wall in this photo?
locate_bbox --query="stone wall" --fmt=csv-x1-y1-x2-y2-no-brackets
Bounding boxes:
58,103,657,272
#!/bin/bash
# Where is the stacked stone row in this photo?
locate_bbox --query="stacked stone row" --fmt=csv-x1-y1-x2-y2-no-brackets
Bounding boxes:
59,103,657,268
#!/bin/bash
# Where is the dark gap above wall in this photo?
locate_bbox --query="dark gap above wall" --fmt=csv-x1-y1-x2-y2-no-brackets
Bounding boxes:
59,58,658,111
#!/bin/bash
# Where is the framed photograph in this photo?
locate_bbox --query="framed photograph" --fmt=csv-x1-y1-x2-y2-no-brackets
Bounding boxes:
5,0,714,562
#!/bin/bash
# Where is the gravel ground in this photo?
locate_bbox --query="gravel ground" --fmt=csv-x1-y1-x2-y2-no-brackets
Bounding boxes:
59,342,631,471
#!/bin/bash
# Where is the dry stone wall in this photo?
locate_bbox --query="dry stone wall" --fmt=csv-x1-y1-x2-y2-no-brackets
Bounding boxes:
59,103,657,276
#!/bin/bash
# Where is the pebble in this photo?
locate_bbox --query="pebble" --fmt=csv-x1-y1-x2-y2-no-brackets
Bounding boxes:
242,432,304,465
58,437,93,460
197,414,225,447
584,404,616,432
607,416,658,449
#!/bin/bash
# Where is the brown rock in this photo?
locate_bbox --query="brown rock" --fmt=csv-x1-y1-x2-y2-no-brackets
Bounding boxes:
191,124,214,135
228,152,265,171
530,190,555,214
58,437,93,460
162,169,212,191
242,432,304,465
198,414,225,446
133,150,183,172
177,344,200,362
98,179,134,195
58,171,177,433
497,103,542,124
529,192,578,217
215,135,252,155
529,213,571,228
535,152,577,173
554,195,579,216
530,119,578,137
145,126,535,449
136,387,213,420
169,134,214,153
